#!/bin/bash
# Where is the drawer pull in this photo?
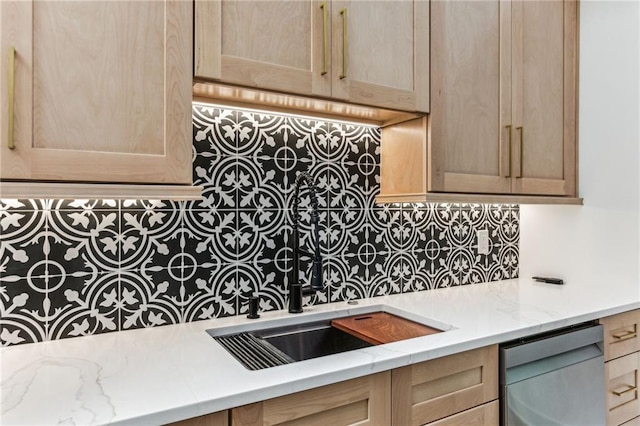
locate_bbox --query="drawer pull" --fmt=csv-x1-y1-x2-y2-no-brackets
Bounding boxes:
612,330,637,341
612,385,637,397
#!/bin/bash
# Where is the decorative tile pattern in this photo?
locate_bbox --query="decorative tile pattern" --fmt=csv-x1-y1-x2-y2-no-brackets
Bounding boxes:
47,272,120,340
0,105,519,346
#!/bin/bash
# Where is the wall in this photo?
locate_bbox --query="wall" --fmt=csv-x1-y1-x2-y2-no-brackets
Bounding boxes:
0,106,519,346
520,1,640,291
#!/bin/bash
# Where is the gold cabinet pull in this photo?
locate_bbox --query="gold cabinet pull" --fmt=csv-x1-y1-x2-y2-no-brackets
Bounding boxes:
7,46,15,150
339,7,347,79
516,126,523,178
320,2,328,76
612,385,637,397
504,125,512,178
612,330,637,341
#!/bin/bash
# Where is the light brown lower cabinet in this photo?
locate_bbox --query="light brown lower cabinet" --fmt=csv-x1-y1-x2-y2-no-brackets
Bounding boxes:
600,310,640,426
606,352,640,426
170,345,499,426
600,310,640,363
426,401,499,426
231,372,390,426
392,345,498,425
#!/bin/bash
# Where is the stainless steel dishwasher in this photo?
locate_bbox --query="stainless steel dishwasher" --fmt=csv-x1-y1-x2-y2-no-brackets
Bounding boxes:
500,322,605,425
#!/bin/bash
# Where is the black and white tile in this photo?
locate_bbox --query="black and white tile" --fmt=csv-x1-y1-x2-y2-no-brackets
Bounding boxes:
0,105,519,346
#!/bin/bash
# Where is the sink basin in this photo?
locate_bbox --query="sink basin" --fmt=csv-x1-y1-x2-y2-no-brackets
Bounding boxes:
210,319,373,370
253,320,373,362
207,304,452,370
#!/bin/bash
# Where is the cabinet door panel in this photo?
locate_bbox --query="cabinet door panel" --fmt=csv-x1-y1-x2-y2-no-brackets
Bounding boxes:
332,0,429,112
32,2,164,155
430,0,511,194
232,372,390,426
427,401,499,426
392,345,498,425
196,0,331,98
0,1,31,178
512,0,577,195
0,0,192,184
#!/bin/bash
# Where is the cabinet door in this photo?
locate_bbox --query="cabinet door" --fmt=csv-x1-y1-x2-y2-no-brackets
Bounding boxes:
511,0,577,196
392,345,498,425
331,0,429,112
195,0,331,98
0,1,192,184
232,372,390,426
429,0,512,194
426,401,499,426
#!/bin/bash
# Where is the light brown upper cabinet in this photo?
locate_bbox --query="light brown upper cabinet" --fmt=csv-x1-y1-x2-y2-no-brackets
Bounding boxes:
194,0,429,113
0,1,198,198
379,0,579,203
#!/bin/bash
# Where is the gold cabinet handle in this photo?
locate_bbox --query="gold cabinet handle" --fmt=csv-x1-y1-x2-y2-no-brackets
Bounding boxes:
320,2,328,76
612,330,637,341
339,7,347,79
504,125,512,178
612,385,637,397
8,46,15,150
516,126,523,178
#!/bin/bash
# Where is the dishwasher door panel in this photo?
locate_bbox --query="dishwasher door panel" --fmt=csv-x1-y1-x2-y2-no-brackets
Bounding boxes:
501,324,605,426
505,353,605,426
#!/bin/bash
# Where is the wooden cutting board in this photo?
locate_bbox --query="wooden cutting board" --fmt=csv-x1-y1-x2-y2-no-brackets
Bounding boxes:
331,312,442,345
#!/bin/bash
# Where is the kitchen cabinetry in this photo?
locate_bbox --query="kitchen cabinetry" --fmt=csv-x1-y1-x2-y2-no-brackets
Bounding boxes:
600,310,640,425
177,345,497,426
392,345,498,425
231,372,390,426
0,1,199,199
427,401,499,426
378,0,579,204
194,0,428,113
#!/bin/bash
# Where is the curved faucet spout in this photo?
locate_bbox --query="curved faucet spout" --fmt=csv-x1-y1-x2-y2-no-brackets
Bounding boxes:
290,172,324,313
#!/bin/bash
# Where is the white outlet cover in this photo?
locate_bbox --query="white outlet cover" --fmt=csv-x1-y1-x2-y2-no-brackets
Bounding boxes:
477,230,489,255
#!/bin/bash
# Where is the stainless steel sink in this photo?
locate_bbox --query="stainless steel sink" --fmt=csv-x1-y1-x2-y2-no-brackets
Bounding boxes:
207,304,452,370
253,320,373,362
209,319,372,370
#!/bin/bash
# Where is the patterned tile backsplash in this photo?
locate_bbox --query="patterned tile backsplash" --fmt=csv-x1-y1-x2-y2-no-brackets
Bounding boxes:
0,105,519,346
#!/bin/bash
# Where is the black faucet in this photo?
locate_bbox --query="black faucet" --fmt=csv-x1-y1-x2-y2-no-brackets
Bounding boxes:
289,172,324,313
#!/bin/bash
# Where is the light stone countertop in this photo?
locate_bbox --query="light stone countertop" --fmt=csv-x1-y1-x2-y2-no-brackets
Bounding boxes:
1,278,639,425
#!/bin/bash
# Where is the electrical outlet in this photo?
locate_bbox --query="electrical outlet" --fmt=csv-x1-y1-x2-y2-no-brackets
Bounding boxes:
477,230,489,255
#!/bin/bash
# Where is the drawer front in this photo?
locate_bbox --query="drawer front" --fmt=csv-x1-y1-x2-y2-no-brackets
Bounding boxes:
622,417,640,426
601,310,640,361
391,345,498,426
426,401,498,426
606,352,640,426
232,372,390,426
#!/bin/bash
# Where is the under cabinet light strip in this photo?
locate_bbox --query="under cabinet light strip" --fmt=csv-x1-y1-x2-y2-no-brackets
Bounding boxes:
192,101,380,128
